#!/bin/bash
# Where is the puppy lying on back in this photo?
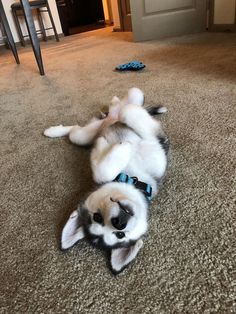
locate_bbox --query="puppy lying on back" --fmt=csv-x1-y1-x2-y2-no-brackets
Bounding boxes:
44,88,169,274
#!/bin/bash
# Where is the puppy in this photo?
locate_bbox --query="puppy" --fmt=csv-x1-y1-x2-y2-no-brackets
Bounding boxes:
44,88,169,274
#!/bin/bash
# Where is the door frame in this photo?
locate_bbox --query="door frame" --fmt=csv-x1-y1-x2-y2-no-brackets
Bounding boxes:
118,0,125,31
102,0,113,25
208,0,236,31
117,0,132,31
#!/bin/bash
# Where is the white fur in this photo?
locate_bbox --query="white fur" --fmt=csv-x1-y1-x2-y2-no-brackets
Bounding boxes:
84,182,148,246
91,139,132,183
44,125,73,138
119,103,162,140
122,87,144,106
157,106,167,113
111,239,143,273
61,210,85,250
45,88,168,272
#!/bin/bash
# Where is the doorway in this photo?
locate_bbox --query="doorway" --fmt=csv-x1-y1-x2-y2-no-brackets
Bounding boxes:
118,0,236,41
56,0,106,36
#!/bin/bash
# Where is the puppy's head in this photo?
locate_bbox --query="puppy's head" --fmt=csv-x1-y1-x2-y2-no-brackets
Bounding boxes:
61,182,148,274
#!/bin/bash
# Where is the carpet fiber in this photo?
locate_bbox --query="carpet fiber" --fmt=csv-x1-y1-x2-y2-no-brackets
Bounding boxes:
0,28,235,313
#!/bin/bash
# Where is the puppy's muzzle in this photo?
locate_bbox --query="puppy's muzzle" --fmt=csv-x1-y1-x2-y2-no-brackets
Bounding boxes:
110,198,134,230
111,210,131,230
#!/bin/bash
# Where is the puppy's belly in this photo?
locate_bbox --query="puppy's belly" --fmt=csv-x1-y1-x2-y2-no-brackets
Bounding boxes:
100,117,119,131
133,141,167,179
101,121,141,146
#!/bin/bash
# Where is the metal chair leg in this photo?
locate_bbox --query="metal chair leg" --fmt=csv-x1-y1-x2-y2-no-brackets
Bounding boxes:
20,0,45,75
37,8,47,42
12,8,26,47
0,0,20,64
46,1,59,42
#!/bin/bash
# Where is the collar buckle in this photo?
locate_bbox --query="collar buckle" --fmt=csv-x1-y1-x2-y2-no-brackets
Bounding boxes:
114,173,153,201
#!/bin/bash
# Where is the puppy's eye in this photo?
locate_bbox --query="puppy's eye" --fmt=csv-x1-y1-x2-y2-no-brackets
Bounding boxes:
93,213,103,224
115,232,125,239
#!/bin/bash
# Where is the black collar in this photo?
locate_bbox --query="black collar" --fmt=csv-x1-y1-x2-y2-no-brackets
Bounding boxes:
113,173,152,201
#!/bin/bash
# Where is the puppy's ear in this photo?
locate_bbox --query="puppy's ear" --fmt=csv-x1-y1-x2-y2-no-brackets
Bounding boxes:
61,210,85,250
110,239,143,274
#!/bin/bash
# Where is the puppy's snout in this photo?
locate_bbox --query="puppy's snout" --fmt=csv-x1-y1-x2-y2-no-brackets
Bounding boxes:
111,208,131,230
110,198,133,230
111,217,127,230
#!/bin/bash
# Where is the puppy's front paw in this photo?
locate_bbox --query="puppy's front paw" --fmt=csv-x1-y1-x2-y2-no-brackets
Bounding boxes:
44,125,66,138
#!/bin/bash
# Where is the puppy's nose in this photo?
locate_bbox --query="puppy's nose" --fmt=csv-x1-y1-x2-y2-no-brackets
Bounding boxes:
111,216,128,230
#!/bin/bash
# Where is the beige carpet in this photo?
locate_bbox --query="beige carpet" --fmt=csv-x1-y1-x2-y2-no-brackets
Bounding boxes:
0,28,235,313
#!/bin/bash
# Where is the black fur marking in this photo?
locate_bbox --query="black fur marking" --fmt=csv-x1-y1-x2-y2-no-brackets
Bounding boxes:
84,223,137,251
146,106,165,116
117,200,134,216
110,261,134,275
93,212,104,225
115,231,125,239
111,209,131,230
157,135,170,156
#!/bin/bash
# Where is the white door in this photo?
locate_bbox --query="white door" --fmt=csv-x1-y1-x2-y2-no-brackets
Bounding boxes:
130,0,207,41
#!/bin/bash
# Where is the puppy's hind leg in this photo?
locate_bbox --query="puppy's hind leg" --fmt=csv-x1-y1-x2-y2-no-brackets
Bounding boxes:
127,87,144,106
69,119,104,146
44,125,75,138
44,118,104,146
122,87,144,106
119,104,162,140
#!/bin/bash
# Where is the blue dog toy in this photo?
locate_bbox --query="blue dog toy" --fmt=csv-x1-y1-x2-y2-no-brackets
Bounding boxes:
116,60,146,71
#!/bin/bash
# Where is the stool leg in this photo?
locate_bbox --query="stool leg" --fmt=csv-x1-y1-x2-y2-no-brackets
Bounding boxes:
20,0,45,75
37,8,47,42
46,2,59,42
0,1,20,64
12,9,26,47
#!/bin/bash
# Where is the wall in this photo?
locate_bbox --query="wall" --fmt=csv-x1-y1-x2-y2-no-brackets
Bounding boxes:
0,0,62,44
102,0,110,22
111,0,120,28
214,0,236,24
